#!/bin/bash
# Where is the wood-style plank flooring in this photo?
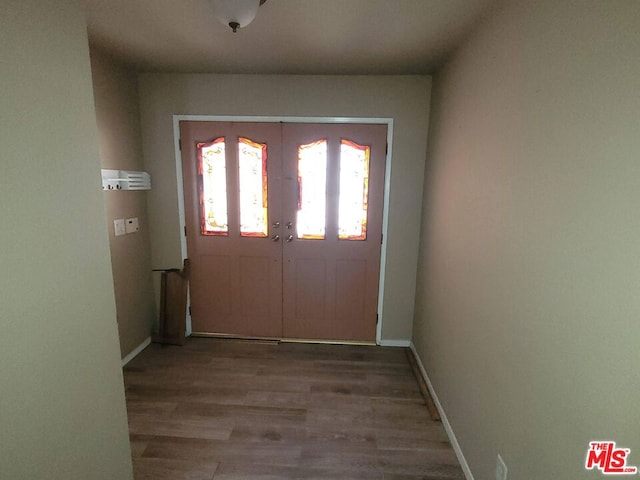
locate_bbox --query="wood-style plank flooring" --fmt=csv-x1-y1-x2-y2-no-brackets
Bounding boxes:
124,338,465,480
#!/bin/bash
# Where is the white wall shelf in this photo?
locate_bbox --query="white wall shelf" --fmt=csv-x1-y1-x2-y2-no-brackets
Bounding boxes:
101,169,151,191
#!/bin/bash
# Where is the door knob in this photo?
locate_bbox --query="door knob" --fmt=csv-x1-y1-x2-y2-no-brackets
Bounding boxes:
286,222,293,229
286,234,294,243
271,234,280,242
272,221,280,228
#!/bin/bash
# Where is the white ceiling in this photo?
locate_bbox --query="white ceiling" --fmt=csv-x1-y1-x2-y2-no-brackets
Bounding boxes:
82,0,495,74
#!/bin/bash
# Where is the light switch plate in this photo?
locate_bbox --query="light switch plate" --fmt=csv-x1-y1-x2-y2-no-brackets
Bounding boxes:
125,217,139,233
114,218,126,236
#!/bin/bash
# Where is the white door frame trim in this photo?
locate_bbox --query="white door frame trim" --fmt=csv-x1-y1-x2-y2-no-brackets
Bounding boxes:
172,115,394,345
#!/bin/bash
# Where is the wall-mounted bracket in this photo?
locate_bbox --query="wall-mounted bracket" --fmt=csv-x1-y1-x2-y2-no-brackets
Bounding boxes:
101,169,151,191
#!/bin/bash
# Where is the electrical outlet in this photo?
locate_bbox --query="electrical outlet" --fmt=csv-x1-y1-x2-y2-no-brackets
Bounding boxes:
125,217,139,233
496,454,508,480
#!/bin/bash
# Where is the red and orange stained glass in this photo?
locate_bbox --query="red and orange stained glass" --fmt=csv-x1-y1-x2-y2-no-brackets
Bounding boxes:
338,139,370,241
238,137,268,237
297,139,327,240
197,137,228,235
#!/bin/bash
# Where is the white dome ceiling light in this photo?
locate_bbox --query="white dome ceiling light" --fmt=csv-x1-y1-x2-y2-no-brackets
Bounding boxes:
211,0,268,33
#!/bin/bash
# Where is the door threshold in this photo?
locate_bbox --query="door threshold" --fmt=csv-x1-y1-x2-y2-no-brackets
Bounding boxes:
190,332,376,346
190,332,281,343
281,337,376,346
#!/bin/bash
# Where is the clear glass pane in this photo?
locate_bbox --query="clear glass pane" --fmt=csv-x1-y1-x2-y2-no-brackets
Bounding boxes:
238,137,268,237
297,139,327,239
198,137,228,235
338,139,370,241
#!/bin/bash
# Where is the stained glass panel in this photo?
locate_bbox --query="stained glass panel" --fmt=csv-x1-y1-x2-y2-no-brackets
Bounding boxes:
238,137,268,237
297,139,327,240
197,137,228,235
338,139,370,241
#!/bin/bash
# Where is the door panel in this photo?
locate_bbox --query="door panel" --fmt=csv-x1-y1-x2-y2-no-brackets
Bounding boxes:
239,256,269,316
281,123,387,342
181,121,386,342
181,121,283,337
192,255,232,316
294,258,327,319
336,259,367,330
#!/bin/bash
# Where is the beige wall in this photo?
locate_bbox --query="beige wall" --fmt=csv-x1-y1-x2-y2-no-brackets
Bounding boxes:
0,1,133,479
414,0,640,478
138,74,431,342
90,49,157,358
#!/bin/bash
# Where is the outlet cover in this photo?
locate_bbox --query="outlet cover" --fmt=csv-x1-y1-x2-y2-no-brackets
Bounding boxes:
496,454,508,480
114,218,126,236
125,217,139,233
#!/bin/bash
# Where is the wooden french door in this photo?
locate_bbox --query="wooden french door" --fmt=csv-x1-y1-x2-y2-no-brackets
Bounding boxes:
180,121,386,342
180,122,283,338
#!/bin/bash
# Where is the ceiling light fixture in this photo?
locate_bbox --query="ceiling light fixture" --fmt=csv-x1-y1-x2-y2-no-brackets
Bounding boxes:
211,0,268,33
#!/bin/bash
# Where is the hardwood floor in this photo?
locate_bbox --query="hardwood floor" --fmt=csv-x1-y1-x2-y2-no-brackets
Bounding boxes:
124,338,465,480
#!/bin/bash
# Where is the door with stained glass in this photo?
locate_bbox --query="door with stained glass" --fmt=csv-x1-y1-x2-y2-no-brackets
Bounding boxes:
180,121,386,342
281,123,387,342
180,121,283,337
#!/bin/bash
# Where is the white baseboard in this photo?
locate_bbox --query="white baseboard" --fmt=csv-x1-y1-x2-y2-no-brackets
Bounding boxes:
409,342,475,480
121,336,151,367
378,338,411,347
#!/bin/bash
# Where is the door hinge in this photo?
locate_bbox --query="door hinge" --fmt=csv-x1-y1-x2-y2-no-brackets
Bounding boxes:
178,138,182,151
381,233,383,245
188,306,191,316
184,225,187,237
385,142,388,155
376,314,379,324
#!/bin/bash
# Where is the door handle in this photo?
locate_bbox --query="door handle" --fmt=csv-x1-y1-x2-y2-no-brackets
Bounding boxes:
272,221,280,228
286,234,294,243
286,222,293,229
271,234,280,242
